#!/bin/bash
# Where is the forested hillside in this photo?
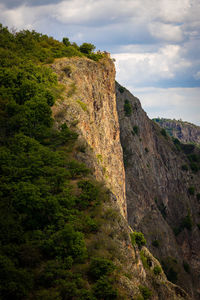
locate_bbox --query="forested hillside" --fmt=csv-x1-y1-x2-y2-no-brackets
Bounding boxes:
0,25,121,300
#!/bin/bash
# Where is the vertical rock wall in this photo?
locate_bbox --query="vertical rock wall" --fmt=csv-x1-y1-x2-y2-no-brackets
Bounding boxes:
116,82,200,299
51,57,127,218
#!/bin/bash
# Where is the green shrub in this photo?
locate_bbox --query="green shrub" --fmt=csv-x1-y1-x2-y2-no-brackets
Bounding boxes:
118,86,125,93
62,37,70,47
89,257,115,280
167,267,178,283
153,265,162,275
190,162,199,173
181,164,188,171
139,285,152,300
124,99,132,116
77,99,87,111
183,261,190,274
93,276,117,299
182,213,192,231
67,160,90,178
62,65,72,77
130,231,146,249
140,250,152,269
152,240,159,248
173,138,180,145
67,82,76,97
79,43,95,54
160,128,167,137
132,125,139,135
188,186,195,195
188,154,198,162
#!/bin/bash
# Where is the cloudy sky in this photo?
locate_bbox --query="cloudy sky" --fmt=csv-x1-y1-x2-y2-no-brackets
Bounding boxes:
1,0,200,125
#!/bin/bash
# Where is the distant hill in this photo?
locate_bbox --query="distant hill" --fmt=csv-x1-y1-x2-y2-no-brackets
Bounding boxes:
153,118,200,145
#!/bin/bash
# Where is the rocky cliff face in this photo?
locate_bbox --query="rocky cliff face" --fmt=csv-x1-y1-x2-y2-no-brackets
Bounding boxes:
116,83,200,299
51,56,192,299
153,118,200,145
51,56,127,218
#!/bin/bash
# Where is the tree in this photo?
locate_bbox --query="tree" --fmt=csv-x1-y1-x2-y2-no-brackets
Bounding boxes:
62,37,70,47
79,43,95,54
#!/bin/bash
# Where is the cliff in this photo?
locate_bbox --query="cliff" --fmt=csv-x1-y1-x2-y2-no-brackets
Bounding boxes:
1,26,194,299
153,118,200,145
51,56,191,299
51,56,127,218
116,83,200,299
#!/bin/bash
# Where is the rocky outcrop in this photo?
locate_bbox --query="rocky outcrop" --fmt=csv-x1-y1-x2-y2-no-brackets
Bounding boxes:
50,56,191,299
153,118,200,145
116,83,200,299
51,56,126,218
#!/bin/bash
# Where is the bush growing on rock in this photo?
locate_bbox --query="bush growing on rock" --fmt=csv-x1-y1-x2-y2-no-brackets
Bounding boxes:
130,231,146,249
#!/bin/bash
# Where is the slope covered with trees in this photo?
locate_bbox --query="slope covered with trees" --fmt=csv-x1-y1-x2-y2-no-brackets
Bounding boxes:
0,25,120,300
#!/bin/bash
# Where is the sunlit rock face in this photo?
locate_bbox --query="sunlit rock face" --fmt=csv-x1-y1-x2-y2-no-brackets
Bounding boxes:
51,56,127,218
153,118,200,145
50,56,192,299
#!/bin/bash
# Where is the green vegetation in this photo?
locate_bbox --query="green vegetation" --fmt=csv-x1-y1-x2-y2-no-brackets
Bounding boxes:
152,240,159,248
196,193,200,201
153,265,162,275
161,258,178,284
188,186,195,195
140,250,152,269
0,24,103,66
132,125,139,136
181,164,188,171
76,99,87,111
118,86,125,93
89,257,116,280
0,24,121,299
67,82,76,97
182,212,193,231
124,99,132,116
174,212,193,235
160,128,167,137
130,231,146,249
139,285,152,300
183,261,190,274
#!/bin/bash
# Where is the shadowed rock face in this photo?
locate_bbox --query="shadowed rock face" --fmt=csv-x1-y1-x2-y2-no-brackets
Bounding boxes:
153,118,200,145
116,82,200,299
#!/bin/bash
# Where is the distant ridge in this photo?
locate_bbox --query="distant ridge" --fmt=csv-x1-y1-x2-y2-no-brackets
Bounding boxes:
153,118,200,145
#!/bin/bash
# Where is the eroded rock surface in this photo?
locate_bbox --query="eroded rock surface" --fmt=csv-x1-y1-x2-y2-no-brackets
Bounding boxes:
116,82,200,299
50,56,192,299
153,118,200,145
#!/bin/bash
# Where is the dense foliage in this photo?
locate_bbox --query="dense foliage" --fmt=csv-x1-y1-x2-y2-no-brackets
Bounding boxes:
0,25,117,300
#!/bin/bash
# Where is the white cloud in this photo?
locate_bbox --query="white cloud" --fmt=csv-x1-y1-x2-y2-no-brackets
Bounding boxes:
112,45,191,86
149,22,183,42
131,87,200,125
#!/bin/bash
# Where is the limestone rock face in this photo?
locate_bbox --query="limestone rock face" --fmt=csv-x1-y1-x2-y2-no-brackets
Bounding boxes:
51,57,126,218
116,82,200,299
50,56,191,299
153,118,200,145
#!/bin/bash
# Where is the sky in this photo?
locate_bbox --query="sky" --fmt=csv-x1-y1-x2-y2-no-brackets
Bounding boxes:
0,0,200,125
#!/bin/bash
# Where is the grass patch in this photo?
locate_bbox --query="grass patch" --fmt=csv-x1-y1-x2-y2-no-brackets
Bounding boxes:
76,99,87,111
